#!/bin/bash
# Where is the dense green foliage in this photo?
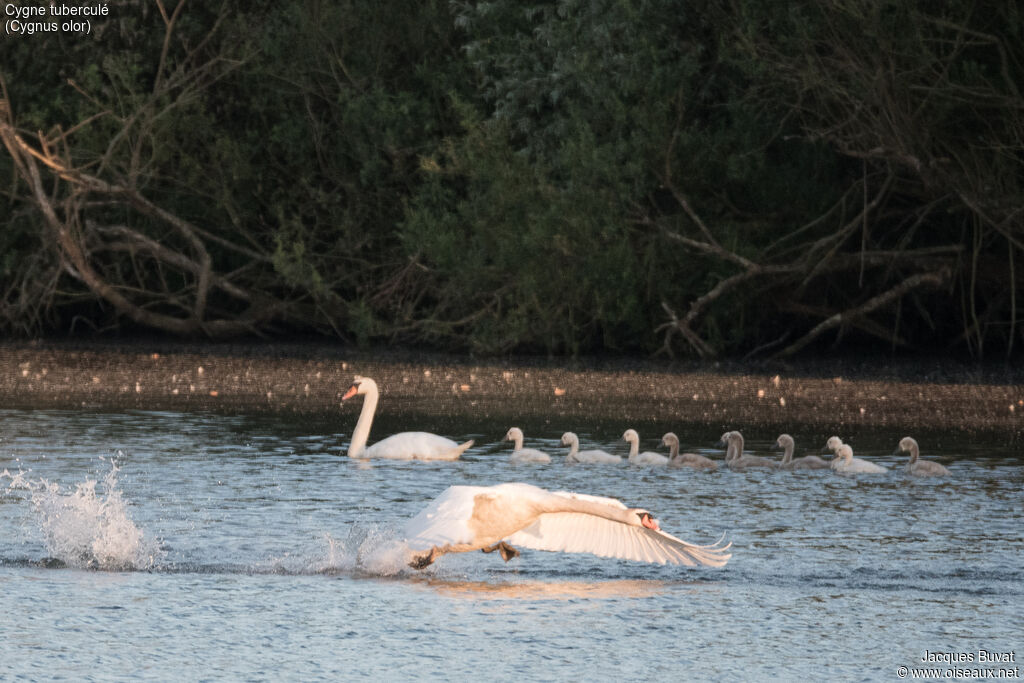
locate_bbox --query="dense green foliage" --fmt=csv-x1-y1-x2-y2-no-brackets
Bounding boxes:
1,0,1021,357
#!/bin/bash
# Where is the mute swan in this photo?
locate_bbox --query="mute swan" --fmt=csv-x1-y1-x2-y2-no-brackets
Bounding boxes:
662,433,717,470
897,437,950,477
403,483,732,569
776,434,830,470
622,429,669,466
831,444,888,474
719,431,778,470
341,376,473,460
560,432,621,464
505,427,552,464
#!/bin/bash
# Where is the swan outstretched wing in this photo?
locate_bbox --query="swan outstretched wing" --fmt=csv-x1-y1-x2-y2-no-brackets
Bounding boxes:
550,490,628,509
403,486,484,550
505,512,731,567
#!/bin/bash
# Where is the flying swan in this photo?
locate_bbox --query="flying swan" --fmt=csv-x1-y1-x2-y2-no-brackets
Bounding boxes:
622,429,669,466
775,434,830,470
341,376,474,460
505,427,552,464
896,436,950,477
560,432,621,464
662,433,717,470
403,483,732,569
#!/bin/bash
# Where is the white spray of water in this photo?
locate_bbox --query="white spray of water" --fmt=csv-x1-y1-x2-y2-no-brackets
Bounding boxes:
314,526,415,577
2,458,161,571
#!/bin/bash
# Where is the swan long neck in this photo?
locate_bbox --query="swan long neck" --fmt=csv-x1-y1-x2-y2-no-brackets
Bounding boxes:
908,442,919,464
627,437,639,459
512,433,524,450
726,434,743,461
566,435,579,458
781,441,794,464
348,384,379,458
667,440,679,459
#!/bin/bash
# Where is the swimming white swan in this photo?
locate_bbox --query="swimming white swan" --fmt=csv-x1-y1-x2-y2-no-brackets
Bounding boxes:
719,431,778,470
776,434,830,470
403,483,732,569
341,376,473,460
831,443,888,474
560,432,621,464
662,433,717,470
505,427,552,464
897,437,950,477
622,429,669,466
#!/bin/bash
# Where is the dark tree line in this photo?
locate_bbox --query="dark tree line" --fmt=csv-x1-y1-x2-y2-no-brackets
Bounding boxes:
1,0,1021,357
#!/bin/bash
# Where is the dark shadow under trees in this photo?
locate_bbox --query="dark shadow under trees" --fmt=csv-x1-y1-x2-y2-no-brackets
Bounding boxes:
0,0,1020,359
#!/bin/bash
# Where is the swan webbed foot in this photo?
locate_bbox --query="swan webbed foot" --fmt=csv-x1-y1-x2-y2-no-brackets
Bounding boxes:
481,541,520,562
409,549,436,570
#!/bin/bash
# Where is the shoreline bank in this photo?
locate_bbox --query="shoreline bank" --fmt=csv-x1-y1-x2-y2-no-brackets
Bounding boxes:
1,341,1020,438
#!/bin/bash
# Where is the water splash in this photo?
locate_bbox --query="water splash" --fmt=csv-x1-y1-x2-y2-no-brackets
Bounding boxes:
312,526,412,576
250,526,413,577
1,458,160,570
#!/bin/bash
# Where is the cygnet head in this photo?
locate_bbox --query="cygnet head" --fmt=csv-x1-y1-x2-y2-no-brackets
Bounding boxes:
504,427,524,442
342,375,377,401
776,434,794,450
560,432,578,447
897,436,919,453
622,429,639,444
897,436,920,462
661,432,679,447
824,436,844,453
718,431,742,446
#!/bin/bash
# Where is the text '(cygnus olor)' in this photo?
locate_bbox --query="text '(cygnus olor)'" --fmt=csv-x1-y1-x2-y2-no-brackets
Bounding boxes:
622,429,669,466
560,432,621,464
719,431,778,470
897,437,950,477
341,376,473,460
831,444,888,474
662,433,717,470
776,434,830,470
403,483,731,569
505,427,552,464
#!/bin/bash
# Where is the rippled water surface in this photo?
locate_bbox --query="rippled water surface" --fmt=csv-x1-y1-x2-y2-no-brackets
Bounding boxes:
1,409,1021,681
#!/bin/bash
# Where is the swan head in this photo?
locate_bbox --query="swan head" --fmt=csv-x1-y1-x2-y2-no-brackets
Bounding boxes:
504,427,524,442
560,432,578,447
661,432,679,447
341,375,377,401
896,436,919,454
824,435,844,453
775,434,794,450
622,429,639,444
717,431,741,447
631,510,660,531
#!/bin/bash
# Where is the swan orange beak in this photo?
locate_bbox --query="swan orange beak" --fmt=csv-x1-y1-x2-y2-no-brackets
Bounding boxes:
341,385,359,401
640,513,660,531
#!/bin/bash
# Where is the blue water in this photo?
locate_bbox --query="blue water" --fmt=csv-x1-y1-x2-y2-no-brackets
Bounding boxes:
1,409,1021,681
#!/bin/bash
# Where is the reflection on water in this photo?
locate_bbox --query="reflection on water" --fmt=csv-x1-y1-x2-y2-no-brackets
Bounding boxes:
406,577,672,601
0,408,1020,681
